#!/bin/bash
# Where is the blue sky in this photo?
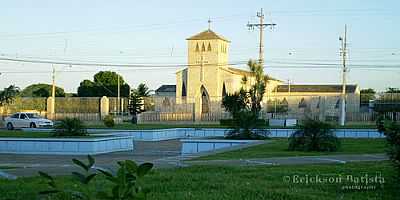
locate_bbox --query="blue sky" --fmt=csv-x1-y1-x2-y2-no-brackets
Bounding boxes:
0,0,399,92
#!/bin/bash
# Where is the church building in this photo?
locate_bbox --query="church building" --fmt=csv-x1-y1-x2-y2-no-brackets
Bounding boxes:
154,28,360,121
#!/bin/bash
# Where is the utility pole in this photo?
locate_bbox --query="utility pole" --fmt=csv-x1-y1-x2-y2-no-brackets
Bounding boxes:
247,8,276,65
339,25,348,126
117,74,120,116
288,79,291,113
51,65,56,119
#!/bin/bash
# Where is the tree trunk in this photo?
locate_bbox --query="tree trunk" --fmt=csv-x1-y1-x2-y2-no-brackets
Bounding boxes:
131,114,138,124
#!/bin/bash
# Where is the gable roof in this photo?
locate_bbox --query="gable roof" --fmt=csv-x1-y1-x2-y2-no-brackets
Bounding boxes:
276,85,358,93
186,29,230,42
155,85,176,93
224,67,282,82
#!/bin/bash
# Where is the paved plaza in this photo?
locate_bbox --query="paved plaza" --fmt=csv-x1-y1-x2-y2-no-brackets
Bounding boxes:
0,139,388,178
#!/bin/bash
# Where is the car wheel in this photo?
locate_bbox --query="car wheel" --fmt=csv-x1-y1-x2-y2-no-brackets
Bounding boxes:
30,122,37,128
6,123,14,130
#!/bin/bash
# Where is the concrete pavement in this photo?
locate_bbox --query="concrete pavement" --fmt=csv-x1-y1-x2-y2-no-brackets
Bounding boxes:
0,138,389,178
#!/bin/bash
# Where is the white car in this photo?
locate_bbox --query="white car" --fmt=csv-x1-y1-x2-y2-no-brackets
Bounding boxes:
4,112,54,130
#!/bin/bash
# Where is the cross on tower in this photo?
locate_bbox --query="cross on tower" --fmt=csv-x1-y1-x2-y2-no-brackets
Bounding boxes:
208,18,212,30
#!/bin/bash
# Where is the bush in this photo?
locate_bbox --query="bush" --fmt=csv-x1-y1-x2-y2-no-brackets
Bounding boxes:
103,115,115,128
224,110,270,140
53,117,87,137
381,122,400,179
288,119,340,152
39,155,154,199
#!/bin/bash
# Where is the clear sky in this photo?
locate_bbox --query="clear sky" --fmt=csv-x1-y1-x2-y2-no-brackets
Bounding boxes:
0,0,399,93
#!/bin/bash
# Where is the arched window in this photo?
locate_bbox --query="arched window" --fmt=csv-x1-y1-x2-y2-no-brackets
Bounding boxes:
182,82,187,97
316,96,321,109
222,82,227,97
201,43,206,52
335,98,341,109
281,98,288,106
207,43,212,51
298,98,307,108
201,86,210,113
195,43,200,52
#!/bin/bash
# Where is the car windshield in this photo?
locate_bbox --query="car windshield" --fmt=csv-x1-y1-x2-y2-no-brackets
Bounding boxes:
26,113,41,119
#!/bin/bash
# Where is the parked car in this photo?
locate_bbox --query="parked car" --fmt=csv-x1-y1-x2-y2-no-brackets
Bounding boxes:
4,112,53,130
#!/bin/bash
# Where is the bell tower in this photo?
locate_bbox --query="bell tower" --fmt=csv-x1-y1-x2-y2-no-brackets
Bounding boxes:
186,26,230,105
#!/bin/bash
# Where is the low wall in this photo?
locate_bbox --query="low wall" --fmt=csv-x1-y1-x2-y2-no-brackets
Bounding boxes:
102,128,383,141
0,136,133,155
267,129,383,138
23,128,384,142
181,139,260,154
100,128,227,141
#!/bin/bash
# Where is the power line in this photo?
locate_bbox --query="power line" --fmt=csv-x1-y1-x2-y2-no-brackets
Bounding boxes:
1,55,400,70
0,56,248,68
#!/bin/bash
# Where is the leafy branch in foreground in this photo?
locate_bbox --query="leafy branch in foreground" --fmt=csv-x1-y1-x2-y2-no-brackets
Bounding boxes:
39,155,154,200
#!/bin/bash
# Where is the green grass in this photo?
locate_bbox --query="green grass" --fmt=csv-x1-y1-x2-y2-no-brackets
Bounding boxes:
196,138,387,160
0,131,100,138
0,161,396,200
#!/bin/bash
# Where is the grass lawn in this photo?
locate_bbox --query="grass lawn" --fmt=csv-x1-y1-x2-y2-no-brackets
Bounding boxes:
0,161,396,200
196,138,387,160
0,130,100,138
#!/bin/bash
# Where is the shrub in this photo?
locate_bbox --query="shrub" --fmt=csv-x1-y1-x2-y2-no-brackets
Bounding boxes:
53,117,87,137
39,155,154,200
381,122,400,179
103,115,115,128
288,119,340,152
225,110,270,140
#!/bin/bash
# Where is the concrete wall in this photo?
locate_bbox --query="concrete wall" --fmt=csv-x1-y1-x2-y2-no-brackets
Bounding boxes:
0,136,133,155
181,139,258,154
102,128,383,141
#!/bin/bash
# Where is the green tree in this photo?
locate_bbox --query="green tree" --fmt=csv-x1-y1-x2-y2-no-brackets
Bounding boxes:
21,83,65,97
127,93,144,124
221,89,246,119
374,88,400,121
77,80,96,97
77,71,130,97
0,85,20,106
360,88,376,106
222,60,267,139
134,83,150,97
94,71,123,86
378,121,400,183
244,60,266,117
32,87,50,97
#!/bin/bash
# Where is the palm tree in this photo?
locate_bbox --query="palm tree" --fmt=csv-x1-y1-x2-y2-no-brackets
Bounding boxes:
244,60,266,117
